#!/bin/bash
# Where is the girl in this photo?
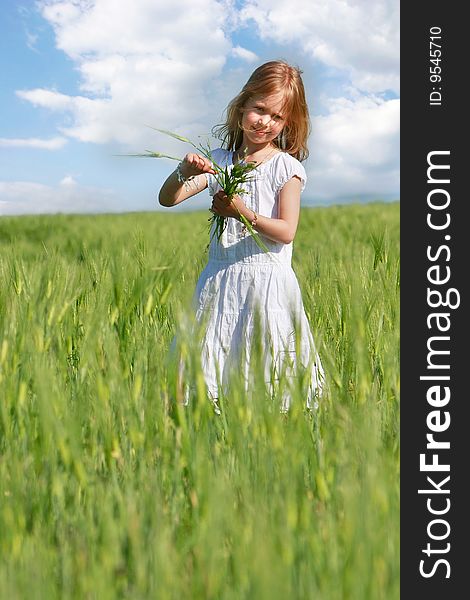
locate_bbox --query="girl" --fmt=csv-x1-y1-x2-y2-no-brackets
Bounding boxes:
159,60,324,410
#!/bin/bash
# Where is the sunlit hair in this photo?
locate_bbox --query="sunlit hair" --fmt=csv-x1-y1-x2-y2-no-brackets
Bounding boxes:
212,60,311,161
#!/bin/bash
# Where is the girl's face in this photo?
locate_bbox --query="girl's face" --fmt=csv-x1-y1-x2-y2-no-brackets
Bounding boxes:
240,91,287,148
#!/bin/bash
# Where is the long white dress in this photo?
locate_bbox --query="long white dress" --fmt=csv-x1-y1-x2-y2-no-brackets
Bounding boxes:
188,148,324,409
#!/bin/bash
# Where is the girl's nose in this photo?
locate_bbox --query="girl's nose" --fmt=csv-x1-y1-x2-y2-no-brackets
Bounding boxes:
258,115,271,127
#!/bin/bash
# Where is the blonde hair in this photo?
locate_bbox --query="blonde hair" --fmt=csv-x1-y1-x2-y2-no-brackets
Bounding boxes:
212,60,311,161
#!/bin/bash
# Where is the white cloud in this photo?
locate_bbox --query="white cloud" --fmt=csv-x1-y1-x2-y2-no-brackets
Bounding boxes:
240,0,399,93
308,96,399,200
25,29,39,52
17,0,232,146
9,0,399,210
60,175,77,186
16,88,75,110
0,179,121,215
0,136,68,150
231,46,258,62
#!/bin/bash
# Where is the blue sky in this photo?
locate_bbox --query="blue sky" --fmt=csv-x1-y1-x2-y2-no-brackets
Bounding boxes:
0,0,399,216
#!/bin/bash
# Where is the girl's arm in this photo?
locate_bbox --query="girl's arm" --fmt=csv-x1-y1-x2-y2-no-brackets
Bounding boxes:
158,153,215,207
211,176,302,244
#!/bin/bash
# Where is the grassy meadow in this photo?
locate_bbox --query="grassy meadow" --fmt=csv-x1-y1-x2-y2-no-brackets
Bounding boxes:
0,202,399,599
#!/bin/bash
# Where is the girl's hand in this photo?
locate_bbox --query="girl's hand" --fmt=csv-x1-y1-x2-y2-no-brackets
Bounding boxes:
180,153,216,178
211,190,247,220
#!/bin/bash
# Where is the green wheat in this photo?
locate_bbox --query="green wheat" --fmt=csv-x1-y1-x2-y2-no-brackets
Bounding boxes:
125,128,270,252
0,202,400,599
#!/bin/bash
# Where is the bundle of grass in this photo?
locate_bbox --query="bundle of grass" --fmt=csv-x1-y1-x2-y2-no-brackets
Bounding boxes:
126,128,269,252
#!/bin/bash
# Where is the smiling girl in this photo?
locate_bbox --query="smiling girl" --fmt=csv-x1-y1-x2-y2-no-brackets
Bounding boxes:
159,60,324,410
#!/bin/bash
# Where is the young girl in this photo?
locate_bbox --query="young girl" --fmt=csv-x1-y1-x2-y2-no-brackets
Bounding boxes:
159,60,324,410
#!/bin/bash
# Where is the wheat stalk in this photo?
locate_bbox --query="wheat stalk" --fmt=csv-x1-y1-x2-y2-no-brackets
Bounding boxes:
125,129,270,252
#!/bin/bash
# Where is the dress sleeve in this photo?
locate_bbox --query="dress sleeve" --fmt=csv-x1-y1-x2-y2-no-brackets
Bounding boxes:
273,154,307,194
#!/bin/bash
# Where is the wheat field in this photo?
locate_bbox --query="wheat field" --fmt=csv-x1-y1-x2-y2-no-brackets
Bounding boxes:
0,202,399,599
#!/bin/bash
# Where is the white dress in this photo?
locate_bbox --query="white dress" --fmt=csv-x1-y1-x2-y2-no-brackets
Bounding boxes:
189,148,324,409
